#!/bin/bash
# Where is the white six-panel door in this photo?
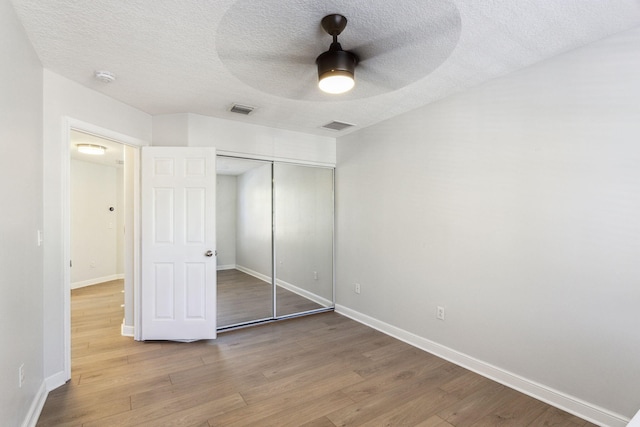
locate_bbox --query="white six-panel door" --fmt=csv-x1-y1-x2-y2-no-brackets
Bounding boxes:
141,147,217,340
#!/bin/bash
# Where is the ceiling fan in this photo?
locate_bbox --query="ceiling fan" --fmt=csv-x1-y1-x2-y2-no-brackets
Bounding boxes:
215,1,462,101
315,14,358,94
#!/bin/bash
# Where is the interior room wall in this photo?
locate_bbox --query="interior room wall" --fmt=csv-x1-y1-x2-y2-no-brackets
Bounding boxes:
0,0,44,425
335,26,640,425
216,174,237,269
70,159,122,288
235,164,273,280
43,70,152,387
152,113,337,166
188,113,336,166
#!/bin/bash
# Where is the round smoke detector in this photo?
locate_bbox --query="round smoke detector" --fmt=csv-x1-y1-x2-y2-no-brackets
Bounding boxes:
94,70,116,83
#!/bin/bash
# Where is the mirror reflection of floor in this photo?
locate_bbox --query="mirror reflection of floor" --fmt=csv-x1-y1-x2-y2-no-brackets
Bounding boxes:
217,269,324,328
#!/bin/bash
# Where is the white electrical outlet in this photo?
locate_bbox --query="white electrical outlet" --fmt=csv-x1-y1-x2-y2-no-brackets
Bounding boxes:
19,364,24,388
313,271,318,280
355,283,361,294
436,306,445,320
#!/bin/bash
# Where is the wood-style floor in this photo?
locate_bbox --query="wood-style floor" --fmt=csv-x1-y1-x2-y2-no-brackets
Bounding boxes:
217,269,324,327
37,280,597,427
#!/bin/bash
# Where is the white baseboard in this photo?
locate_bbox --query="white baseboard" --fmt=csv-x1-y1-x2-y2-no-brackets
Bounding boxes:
216,264,236,271
235,265,332,308
235,265,271,283
276,278,333,308
628,409,640,427
71,274,124,289
335,304,630,427
45,371,67,392
21,381,48,427
121,319,134,337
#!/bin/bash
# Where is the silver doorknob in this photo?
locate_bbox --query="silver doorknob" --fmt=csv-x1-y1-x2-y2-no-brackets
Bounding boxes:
205,250,214,257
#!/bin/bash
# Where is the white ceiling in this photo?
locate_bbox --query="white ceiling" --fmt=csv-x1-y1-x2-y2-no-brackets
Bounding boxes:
12,0,640,137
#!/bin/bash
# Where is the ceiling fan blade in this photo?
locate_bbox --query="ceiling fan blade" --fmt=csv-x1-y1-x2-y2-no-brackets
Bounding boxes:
354,63,398,91
349,15,461,64
218,51,312,65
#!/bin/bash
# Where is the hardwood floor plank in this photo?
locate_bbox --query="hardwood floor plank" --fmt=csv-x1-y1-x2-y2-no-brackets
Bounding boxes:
468,389,549,426
299,416,338,427
129,370,264,410
239,360,360,405
528,406,591,427
339,348,453,403
326,363,463,426
436,380,506,425
240,391,354,427
358,388,458,427
83,391,246,427
36,395,131,427
415,415,456,427
208,372,362,426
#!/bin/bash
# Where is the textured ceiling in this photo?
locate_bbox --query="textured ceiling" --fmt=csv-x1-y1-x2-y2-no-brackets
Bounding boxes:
11,0,640,137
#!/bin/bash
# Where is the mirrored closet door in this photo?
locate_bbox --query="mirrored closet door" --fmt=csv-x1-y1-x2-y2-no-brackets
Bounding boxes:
274,163,334,317
216,157,273,328
215,156,334,330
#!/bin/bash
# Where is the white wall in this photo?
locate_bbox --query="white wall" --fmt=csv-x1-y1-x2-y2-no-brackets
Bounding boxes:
189,113,336,166
216,174,237,269
236,164,273,277
336,26,640,425
152,113,337,166
43,70,152,386
0,0,44,425
70,159,123,288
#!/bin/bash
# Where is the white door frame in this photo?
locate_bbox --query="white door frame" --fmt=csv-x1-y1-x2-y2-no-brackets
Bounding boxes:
62,117,147,379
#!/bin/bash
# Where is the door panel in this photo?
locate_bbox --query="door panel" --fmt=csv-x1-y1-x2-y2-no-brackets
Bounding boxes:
216,158,273,328
141,147,216,340
274,163,334,317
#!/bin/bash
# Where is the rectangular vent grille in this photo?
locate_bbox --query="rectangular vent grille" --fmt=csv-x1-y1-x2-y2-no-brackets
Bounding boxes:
229,104,255,115
321,121,355,131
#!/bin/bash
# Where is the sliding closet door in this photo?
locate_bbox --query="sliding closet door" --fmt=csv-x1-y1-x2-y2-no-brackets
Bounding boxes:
274,163,334,317
216,158,273,328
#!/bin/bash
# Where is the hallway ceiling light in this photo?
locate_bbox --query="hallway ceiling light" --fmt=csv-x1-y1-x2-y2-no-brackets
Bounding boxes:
77,144,107,155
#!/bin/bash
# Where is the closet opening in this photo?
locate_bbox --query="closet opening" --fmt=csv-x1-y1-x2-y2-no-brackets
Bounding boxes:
215,156,335,331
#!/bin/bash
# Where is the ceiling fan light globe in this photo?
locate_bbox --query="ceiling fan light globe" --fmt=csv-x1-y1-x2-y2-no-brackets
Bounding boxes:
319,73,355,94
316,48,357,94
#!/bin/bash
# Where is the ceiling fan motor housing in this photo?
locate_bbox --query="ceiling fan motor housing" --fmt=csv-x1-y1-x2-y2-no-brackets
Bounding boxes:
316,45,357,81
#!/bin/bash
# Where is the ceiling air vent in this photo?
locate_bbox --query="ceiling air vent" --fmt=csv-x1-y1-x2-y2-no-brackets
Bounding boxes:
229,104,255,115
321,121,355,131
